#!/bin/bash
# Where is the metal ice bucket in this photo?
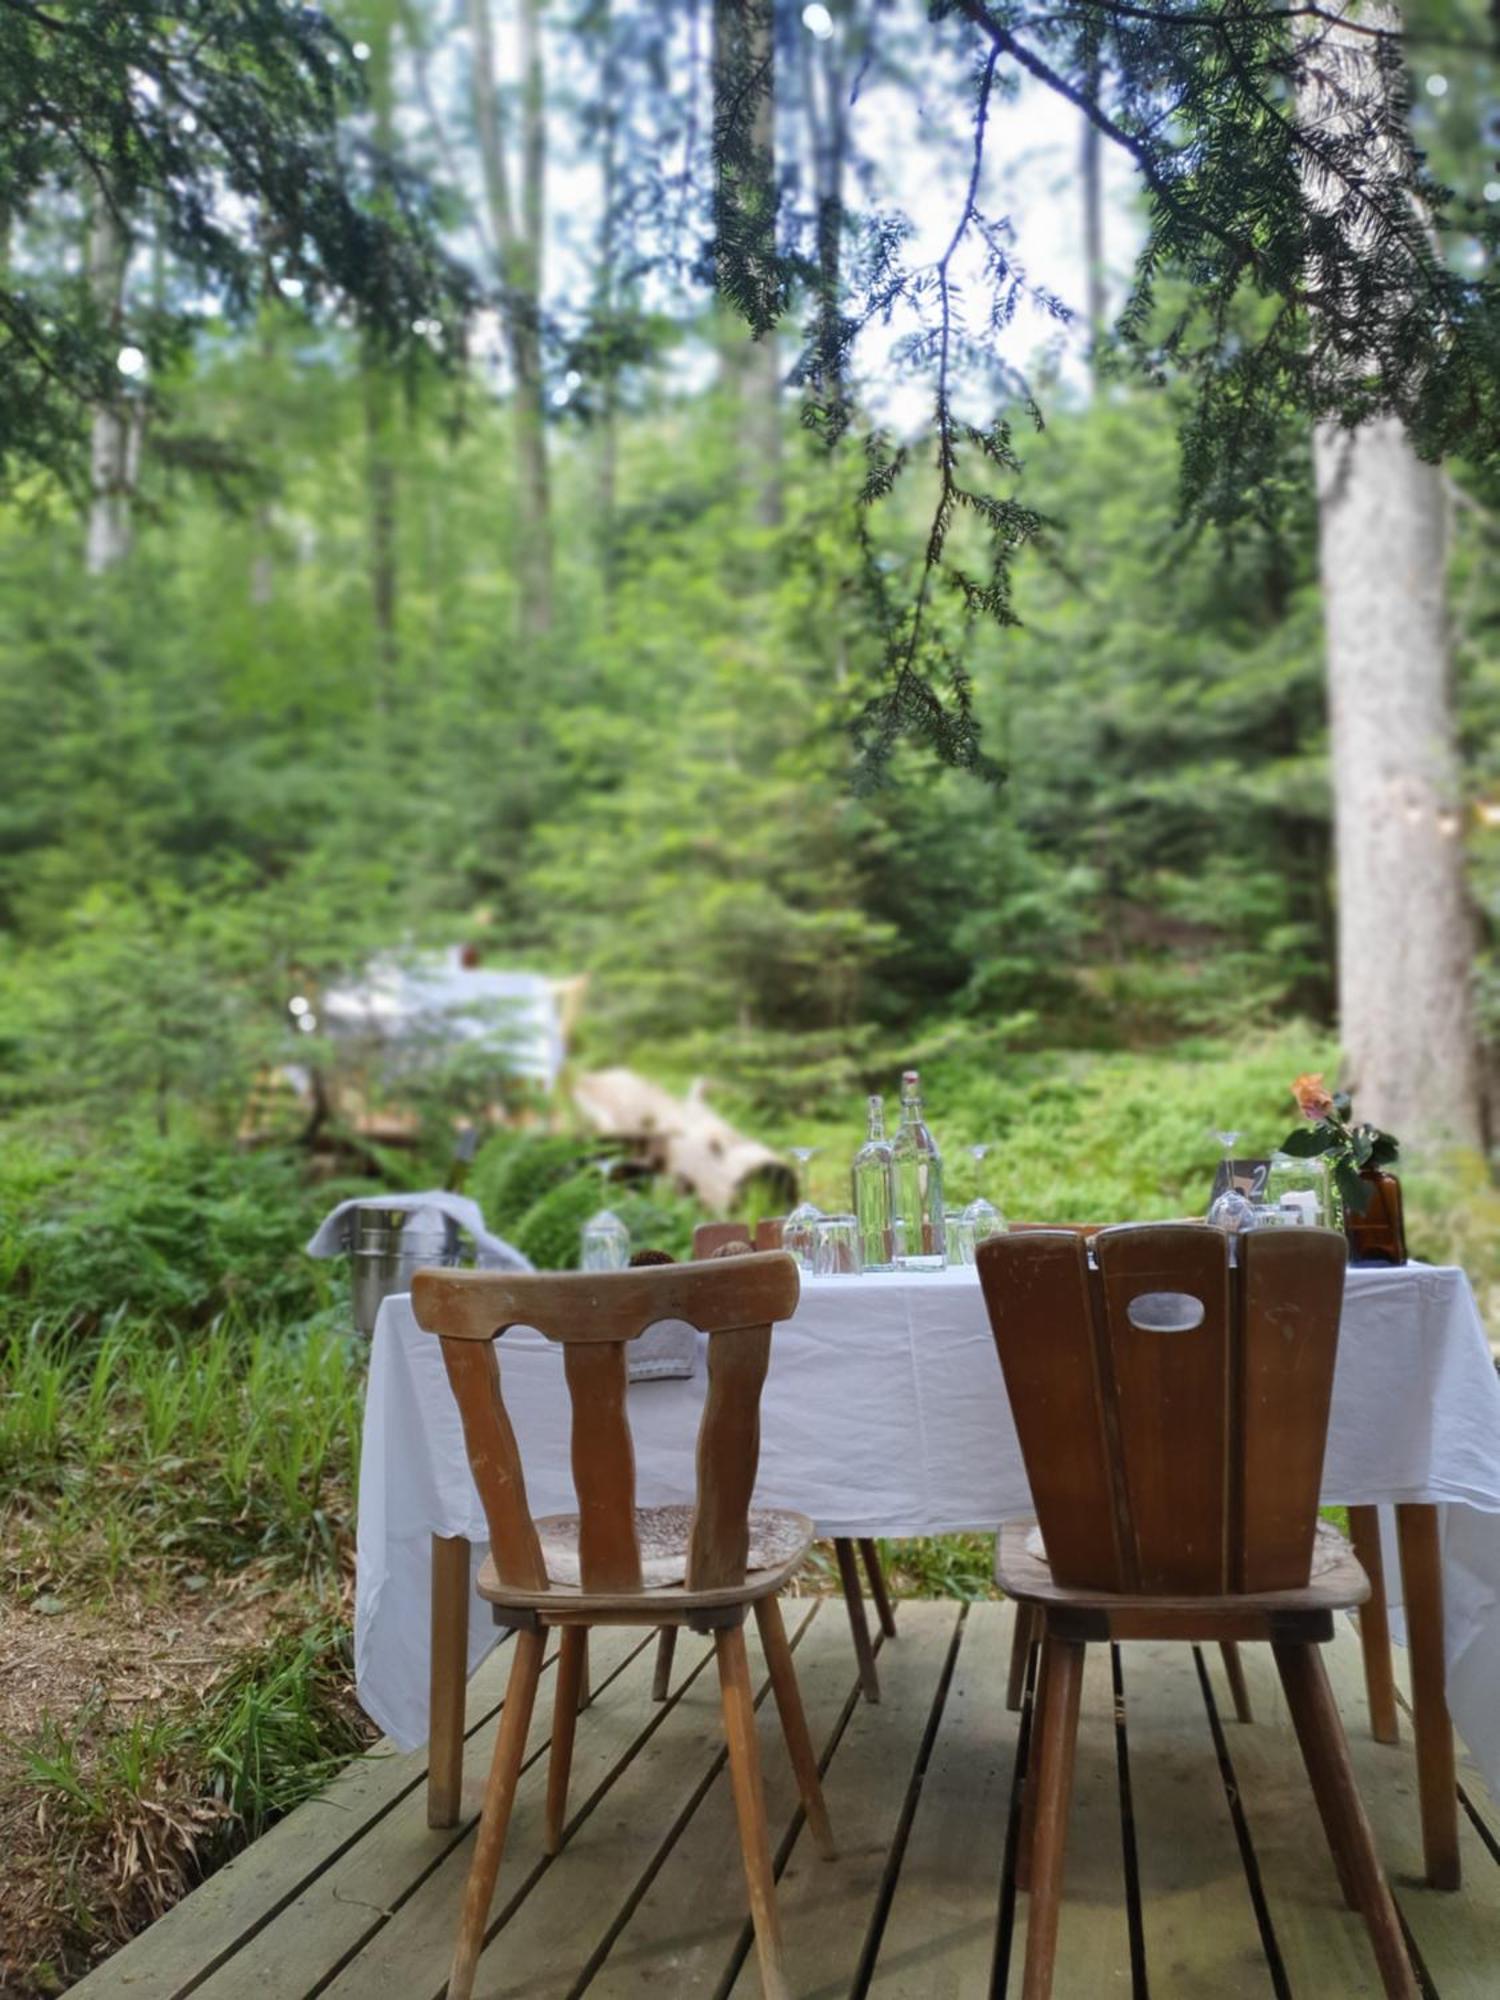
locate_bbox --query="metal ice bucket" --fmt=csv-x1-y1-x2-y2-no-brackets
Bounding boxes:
350,1205,462,1337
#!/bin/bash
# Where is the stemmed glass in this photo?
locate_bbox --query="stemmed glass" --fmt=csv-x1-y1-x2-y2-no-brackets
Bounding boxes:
784,1146,823,1269
1206,1126,1256,1233
961,1142,1006,1242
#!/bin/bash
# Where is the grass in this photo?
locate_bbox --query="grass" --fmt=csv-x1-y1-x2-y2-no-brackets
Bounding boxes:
1,1311,362,1601
0,1310,370,1995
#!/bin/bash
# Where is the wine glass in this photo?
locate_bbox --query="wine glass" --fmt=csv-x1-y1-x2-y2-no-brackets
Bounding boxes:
961,1141,1006,1242
1206,1126,1255,1232
784,1146,823,1269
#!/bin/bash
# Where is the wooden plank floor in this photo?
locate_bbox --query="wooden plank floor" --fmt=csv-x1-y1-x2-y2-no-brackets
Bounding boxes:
72,1599,1500,1998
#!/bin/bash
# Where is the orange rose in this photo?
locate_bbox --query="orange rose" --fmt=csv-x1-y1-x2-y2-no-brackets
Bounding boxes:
1292,1072,1334,1121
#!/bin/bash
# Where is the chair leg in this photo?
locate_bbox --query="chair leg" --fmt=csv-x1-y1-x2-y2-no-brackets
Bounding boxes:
447,1626,544,2000
545,1626,586,1856
577,1627,590,1712
833,1536,880,1703
754,1595,836,1859
1272,1641,1418,1999
428,1534,471,1829
1219,1641,1254,1724
1015,1624,1052,1894
1021,1636,1087,2000
860,1538,898,1638
716,1624,790,2000
1349,1505,1400,1745
1272,1643,1361,1911
652,1626,678,1702
1007,1602,1036,1713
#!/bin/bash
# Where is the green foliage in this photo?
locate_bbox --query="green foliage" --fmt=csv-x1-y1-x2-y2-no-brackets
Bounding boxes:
0,1141,335,1333
512,1167,613,1271
475,1135,603,1236
0,0,466,491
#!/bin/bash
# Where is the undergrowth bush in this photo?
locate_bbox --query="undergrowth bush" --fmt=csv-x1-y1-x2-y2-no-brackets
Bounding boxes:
0,1140,339,1335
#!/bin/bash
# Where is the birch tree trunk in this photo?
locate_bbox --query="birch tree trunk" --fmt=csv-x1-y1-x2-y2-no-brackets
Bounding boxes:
365,3,401,693
469,0,554,640
1299,4,1484,1151
85,207,135,575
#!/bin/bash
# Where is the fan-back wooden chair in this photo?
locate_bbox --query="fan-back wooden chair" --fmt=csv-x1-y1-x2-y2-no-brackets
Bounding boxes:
977,1223,1416,2000
412,1254,833,2000
688,1217,901,1704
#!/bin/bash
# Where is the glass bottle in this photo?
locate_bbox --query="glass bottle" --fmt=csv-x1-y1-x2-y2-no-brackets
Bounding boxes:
851,1094,895,1272
891,1069,946,1269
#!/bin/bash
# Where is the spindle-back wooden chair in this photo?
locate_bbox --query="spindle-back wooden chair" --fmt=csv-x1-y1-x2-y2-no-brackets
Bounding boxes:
412,1254,833,2000
977,1223,1415,2000
709,1217,899,1702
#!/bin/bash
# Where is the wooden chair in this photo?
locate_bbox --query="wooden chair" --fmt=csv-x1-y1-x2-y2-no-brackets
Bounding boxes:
412,1253,833,2000
1004,1221,1251,1723
737,1217,898,1701
976,1224,1416,2000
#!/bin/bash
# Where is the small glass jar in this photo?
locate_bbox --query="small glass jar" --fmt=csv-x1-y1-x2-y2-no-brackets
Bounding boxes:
580,1209,630,1271
1265,1153,1340,1230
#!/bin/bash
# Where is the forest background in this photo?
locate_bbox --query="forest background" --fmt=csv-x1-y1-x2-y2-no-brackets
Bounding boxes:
2,0,1499,1990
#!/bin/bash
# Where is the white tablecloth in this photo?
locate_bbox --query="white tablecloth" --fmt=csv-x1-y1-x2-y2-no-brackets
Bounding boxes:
355,1264,1500,1785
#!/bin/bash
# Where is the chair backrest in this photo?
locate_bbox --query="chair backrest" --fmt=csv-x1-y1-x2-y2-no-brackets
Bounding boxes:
754,1218,783,1251
411,1253,800,1597
693,1221,754,1259
976,1223,1348,1596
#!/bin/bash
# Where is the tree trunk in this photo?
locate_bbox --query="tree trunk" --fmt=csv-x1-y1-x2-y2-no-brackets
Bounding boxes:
1080,57,1106,370
714,0,781,527
469,0,554,640
85,207,135,575
365,6,400,691
594,0,621,596
1299,3,1484,1152
1313,422,1482,1149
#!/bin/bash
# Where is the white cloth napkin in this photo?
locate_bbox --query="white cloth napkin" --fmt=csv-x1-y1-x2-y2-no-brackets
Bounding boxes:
627,1319,698,1382
305,1190,532,1271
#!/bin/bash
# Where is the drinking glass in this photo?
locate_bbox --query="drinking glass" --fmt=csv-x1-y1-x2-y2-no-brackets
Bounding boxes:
945,1210,977,1267
962,1142,1006,1242
812,1213,862,1276
580,1209,630,1270
783,1146,823,1270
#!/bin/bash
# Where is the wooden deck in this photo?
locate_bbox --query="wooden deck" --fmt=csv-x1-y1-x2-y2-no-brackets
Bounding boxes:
74,1599,1500,1999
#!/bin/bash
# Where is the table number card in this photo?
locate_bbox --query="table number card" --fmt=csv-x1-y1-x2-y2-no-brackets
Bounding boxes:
1211,1157,1271,1202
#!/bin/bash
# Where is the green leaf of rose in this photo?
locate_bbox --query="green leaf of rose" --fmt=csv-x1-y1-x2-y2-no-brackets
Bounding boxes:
1279,1126,1333,1158
1335,1159,1373,1215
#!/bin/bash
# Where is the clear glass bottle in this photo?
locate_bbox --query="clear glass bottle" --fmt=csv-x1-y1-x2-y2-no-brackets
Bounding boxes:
891,1069,946,1269
851,1094,895,1272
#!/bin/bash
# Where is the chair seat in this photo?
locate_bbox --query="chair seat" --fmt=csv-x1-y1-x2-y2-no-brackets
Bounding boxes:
995,1520,1370,1637
476,1505,816,1617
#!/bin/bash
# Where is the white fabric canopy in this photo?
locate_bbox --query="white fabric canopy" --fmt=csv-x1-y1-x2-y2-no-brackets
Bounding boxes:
355,1263,1500,1789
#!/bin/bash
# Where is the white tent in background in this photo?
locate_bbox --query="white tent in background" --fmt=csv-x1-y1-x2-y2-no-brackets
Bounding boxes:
320,951,583,1091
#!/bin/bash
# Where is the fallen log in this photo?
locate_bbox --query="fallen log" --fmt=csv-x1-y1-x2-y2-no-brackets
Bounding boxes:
572,1068,796,1215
